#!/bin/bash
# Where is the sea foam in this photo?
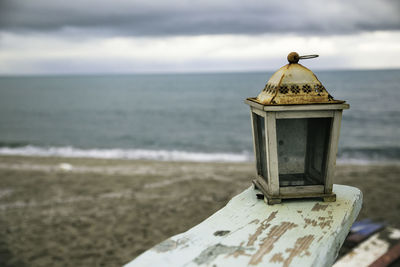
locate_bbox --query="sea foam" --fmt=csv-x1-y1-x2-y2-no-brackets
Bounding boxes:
0,145,398,164
0,145,252,162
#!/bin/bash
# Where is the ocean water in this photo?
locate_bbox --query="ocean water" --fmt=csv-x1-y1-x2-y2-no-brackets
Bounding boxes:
0,70,399,163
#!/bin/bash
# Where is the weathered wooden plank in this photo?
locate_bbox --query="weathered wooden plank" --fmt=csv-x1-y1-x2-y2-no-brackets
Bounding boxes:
333,227,400,267
125,184,362,267
369,240,400,267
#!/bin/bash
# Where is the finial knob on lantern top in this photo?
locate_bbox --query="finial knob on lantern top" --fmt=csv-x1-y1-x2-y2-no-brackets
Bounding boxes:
287,52,300,63
287,52,319,64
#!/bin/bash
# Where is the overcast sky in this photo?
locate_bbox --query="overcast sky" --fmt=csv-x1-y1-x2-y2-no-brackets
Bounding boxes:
0,0,399,74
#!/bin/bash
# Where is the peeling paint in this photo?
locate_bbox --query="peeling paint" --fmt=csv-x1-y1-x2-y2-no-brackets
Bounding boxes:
247,222,271,247
227,249,252,258
249,222,298,265
152,237,191,253
153,239,177,253
247,211,277,246
270,252,284,263
304,218,318,228
283,235,315,267
312,203,329,211
304,217,333,229
194,244,250,265
250,219,260,224
214,230,230,236
319,220,333,229
266,211,278,222
226,243,252,259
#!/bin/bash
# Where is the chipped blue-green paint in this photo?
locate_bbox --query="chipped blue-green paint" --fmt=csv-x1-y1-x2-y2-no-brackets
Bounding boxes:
125,184,362,267
193,243,253,265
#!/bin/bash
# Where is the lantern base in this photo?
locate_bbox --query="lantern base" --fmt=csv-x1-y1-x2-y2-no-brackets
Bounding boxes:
252,179,336,205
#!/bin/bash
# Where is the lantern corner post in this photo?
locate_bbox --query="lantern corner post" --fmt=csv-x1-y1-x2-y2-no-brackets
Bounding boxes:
265,111,280,197
249,107,259,179
324,110,344,194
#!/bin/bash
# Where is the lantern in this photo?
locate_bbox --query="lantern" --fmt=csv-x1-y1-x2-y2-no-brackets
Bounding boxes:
245,52,349,205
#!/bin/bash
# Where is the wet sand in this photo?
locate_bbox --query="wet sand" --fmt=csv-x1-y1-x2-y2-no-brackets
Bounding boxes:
0,155,399,266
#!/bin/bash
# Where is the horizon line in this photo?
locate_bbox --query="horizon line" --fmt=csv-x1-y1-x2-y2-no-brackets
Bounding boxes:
0,66,399,78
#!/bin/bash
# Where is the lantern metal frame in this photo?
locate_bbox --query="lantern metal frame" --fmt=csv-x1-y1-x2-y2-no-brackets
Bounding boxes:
246,99,349,204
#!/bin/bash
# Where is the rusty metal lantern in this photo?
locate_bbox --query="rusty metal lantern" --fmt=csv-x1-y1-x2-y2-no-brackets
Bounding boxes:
245,52,349,205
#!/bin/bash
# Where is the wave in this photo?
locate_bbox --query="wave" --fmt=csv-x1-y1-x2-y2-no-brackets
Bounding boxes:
0,141,31,148
0,145,252,162
337,147,400,164
0,145,399,164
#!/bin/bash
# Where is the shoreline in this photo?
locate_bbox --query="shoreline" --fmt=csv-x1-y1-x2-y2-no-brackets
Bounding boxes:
0,155,399,266
0,153,398,165
1,144,399,165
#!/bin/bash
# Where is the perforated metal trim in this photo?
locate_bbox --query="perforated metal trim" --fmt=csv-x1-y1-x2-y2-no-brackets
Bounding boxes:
279,85,289,94
302,84,312,93
265,83,327,95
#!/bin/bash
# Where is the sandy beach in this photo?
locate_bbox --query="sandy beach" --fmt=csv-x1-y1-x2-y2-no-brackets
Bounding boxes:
0,155,399,266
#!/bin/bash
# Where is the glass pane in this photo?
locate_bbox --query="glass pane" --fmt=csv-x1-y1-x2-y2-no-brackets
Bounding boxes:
276,118,331,187
307,118,332,179
253,113,268,182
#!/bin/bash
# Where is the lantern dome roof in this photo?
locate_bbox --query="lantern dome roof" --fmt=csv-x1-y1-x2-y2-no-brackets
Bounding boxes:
255,52,344,105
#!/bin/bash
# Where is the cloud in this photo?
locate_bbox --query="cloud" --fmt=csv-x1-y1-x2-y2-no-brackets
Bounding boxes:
0,0,399,36
0,0,399,74
1,31,399,74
